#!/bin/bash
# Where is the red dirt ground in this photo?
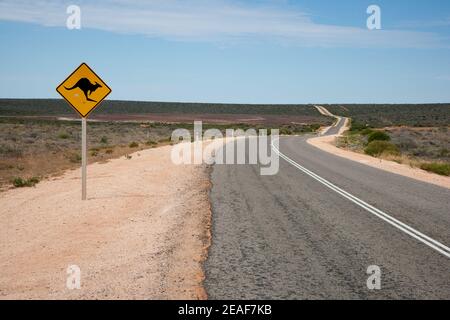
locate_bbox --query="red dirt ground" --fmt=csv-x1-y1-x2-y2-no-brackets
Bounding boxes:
61,113,328,125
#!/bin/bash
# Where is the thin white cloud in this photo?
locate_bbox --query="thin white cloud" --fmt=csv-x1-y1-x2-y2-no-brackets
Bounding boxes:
0,0,448,48
396,17,450,29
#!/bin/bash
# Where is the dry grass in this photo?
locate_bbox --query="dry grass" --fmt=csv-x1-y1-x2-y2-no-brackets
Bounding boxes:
386,126,450,162
0,117,321,190
419,162,450,176
0,118,176,191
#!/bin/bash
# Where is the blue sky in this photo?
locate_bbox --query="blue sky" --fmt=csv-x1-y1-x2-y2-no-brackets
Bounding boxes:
0,0,449,103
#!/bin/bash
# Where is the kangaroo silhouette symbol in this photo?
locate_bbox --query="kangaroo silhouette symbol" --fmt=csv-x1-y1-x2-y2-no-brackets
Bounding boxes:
65,78,102,102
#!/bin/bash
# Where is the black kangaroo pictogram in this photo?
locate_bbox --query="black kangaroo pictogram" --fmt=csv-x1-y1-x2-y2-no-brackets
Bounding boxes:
65,78,102,102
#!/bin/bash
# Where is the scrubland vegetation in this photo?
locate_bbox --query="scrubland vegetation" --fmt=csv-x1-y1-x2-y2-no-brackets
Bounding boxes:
0,118,321,190
2,99,449,186
325,104,450,127
0,99,325,117
337,121,450,176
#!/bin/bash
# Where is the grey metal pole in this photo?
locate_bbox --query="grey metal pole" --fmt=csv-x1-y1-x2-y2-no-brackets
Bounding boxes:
81,117,87,200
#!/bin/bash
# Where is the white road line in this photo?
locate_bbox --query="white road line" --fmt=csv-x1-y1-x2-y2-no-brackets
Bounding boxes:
271,138,450,259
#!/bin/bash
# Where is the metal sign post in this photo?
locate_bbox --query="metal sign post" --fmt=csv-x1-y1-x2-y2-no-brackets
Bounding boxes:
56,63,111,201
81,118,87,200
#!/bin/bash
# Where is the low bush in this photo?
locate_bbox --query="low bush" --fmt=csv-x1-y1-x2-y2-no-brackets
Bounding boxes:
129,141,139,148
350,121,367,132
361,128,374,136
280,127,293,135
364,141,400,157
158,137,172,143
145,140,157,146
439,148,449,157
367,131,390,143
58,132,70,139
12,176,40,187
67,152,81,163
420,162,450,176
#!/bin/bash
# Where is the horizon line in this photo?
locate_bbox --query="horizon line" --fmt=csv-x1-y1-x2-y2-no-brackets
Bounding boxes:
0,97,450,106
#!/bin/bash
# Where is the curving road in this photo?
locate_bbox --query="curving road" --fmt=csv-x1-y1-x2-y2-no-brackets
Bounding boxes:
204,117,450,299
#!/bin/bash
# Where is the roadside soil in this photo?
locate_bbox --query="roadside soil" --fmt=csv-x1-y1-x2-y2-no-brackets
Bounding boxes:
1,113,329,125
0,145,211,299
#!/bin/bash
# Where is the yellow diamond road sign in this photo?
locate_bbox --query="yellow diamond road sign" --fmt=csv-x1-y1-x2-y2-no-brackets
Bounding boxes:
56,63,111,118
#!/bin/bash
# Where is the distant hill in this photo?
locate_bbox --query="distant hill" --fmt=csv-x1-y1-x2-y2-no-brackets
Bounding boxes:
0,99,321,116
3,99,447,127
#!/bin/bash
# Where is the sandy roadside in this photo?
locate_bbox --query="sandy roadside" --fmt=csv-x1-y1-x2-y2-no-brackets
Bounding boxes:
308,110,450,190
0,144,211,299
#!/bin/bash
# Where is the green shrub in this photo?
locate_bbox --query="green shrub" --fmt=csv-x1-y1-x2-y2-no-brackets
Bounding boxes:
129,141,139,148
58,132,69,139
420,163,450,176
12,176,40,188
361,128,374,136
145,140,157,146
310,124,321,132
280,127,293,135
350,121,367,132
100,136,108,144
364,141,400,157
158,137,172,143
28,177,40,185
439,148,449,157
67,152,82,163
12,177,26,187
367,131,390,143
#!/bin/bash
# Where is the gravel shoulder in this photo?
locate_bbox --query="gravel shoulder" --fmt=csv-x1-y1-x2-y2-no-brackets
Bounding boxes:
0,145,211,299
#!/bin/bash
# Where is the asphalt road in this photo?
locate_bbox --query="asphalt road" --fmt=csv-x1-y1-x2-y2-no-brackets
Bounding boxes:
322,115,346,135
204,119,450,299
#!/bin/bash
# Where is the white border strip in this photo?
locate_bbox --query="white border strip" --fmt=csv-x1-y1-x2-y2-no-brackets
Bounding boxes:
272,138,450,259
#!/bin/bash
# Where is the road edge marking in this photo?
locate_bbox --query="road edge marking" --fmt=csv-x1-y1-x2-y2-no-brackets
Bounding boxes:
272,138,450,259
